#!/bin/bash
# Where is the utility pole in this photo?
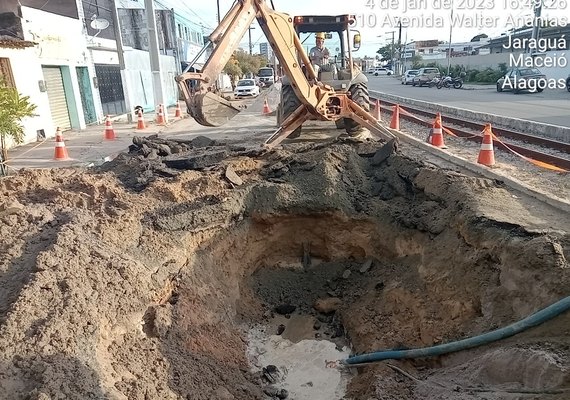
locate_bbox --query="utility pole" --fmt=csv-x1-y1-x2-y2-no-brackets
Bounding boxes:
217,0,221,23
385,31,395,68
110,0,133,122
530,0,542,56
397,20,402,74
447,0,454,75
248,26,255,55
144,0,166,110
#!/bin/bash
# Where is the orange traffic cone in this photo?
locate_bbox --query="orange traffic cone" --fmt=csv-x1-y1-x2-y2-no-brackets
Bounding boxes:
373,99,381,121
477,124,495,166
174,102,182,118
53,127,69,160
262,97,271,114
389,104,400,130
136,110,145,130
156,104,166,125
430,112,445,148
104,116,116,140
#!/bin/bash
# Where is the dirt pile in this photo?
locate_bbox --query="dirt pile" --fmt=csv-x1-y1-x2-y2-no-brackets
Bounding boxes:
0,136,568,399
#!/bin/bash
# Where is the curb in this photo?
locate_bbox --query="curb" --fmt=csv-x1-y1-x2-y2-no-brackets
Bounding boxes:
372,90,570,143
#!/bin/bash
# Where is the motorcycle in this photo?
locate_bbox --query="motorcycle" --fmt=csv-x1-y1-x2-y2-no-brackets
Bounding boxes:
437,75,463,89
427,77,441,88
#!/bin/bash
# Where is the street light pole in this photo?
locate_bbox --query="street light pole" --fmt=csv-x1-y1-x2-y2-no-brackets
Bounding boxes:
248,25,256,55
110,0,133,122
144,0,166,111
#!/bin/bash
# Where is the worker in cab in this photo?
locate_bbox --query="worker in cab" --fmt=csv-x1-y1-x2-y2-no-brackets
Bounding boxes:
309,32,330,66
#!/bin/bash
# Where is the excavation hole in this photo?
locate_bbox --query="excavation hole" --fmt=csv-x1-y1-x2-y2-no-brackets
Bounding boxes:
168,209,570,400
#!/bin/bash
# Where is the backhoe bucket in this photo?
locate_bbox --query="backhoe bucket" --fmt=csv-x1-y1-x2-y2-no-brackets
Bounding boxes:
188,92,241,127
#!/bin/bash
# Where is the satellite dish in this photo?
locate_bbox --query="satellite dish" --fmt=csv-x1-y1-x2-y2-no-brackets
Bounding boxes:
90,18,110,31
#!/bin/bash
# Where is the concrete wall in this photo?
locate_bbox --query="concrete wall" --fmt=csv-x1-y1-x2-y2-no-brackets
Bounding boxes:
427,51,570,80
0,46,51,147
90,37,178,112
126,49,178,111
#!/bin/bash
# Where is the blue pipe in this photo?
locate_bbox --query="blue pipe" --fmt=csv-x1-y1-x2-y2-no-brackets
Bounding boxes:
342,296,570,365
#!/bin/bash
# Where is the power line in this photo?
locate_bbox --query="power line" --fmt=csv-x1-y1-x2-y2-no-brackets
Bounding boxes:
153,0,214,30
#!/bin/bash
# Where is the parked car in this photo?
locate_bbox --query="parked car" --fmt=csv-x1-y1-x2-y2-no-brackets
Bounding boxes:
401,69,419,85
496,67,547,94
412,67,441,87
366,67,376,74
234,79,260,98
373,67,393,76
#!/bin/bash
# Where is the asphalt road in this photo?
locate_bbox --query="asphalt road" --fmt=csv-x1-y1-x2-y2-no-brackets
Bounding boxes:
367,75,570,128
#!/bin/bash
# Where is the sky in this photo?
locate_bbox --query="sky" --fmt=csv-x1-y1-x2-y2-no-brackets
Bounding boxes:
164,0,569,58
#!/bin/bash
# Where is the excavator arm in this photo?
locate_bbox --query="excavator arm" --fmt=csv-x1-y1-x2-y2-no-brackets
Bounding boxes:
175,1,257,126
176,0,397,149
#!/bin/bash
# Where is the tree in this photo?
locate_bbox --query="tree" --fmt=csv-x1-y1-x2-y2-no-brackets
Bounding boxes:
0,80,36,166
223,51,269,80
410,54,423,68
234,50,268,76
376,43,397,61
223,56,242,82
471,33,488,42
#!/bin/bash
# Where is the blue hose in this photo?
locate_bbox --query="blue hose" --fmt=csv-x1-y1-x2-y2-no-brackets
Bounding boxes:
342,296,570,365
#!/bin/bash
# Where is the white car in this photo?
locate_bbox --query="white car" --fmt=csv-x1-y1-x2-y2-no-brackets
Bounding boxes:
234,79,260,98
373,67,393,76
401,69,419,85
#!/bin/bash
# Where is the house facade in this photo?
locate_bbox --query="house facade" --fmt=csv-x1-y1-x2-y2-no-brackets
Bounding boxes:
0,0,206,148
0,0,101,145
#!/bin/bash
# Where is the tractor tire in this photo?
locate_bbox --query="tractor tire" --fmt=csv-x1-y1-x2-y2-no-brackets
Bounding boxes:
344,83,370,135
335,119,345,129
280,84,302,138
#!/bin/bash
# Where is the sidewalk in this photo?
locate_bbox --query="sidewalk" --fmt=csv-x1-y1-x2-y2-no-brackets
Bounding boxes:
3,92,280,173
462,84,495,91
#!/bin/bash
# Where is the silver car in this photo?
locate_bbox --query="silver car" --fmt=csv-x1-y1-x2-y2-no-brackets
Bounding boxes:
401,69,419,85
496,67,547,94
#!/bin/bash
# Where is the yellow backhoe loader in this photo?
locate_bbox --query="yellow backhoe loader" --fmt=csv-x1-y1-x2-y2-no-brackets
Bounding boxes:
175,0,398,150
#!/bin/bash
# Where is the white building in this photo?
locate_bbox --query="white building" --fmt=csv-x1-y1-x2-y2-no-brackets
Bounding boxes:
86,0,179,116
0,0,207,148
0,2,101,145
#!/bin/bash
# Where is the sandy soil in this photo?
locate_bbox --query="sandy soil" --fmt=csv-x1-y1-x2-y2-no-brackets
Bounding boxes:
0,118,569,400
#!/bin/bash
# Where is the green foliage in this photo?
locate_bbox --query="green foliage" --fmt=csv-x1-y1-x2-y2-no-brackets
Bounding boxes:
0,81,37,158
376,44,397,61
223,60,242,79
223,50,270,79
498,62,508,74
410,54,423,68
408,61,507,83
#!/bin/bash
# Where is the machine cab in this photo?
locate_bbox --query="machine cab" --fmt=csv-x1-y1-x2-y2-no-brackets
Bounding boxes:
292,15,362,89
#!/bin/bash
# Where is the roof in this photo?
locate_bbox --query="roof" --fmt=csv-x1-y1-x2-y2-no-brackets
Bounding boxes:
294,15,354,33
0,35,36,49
